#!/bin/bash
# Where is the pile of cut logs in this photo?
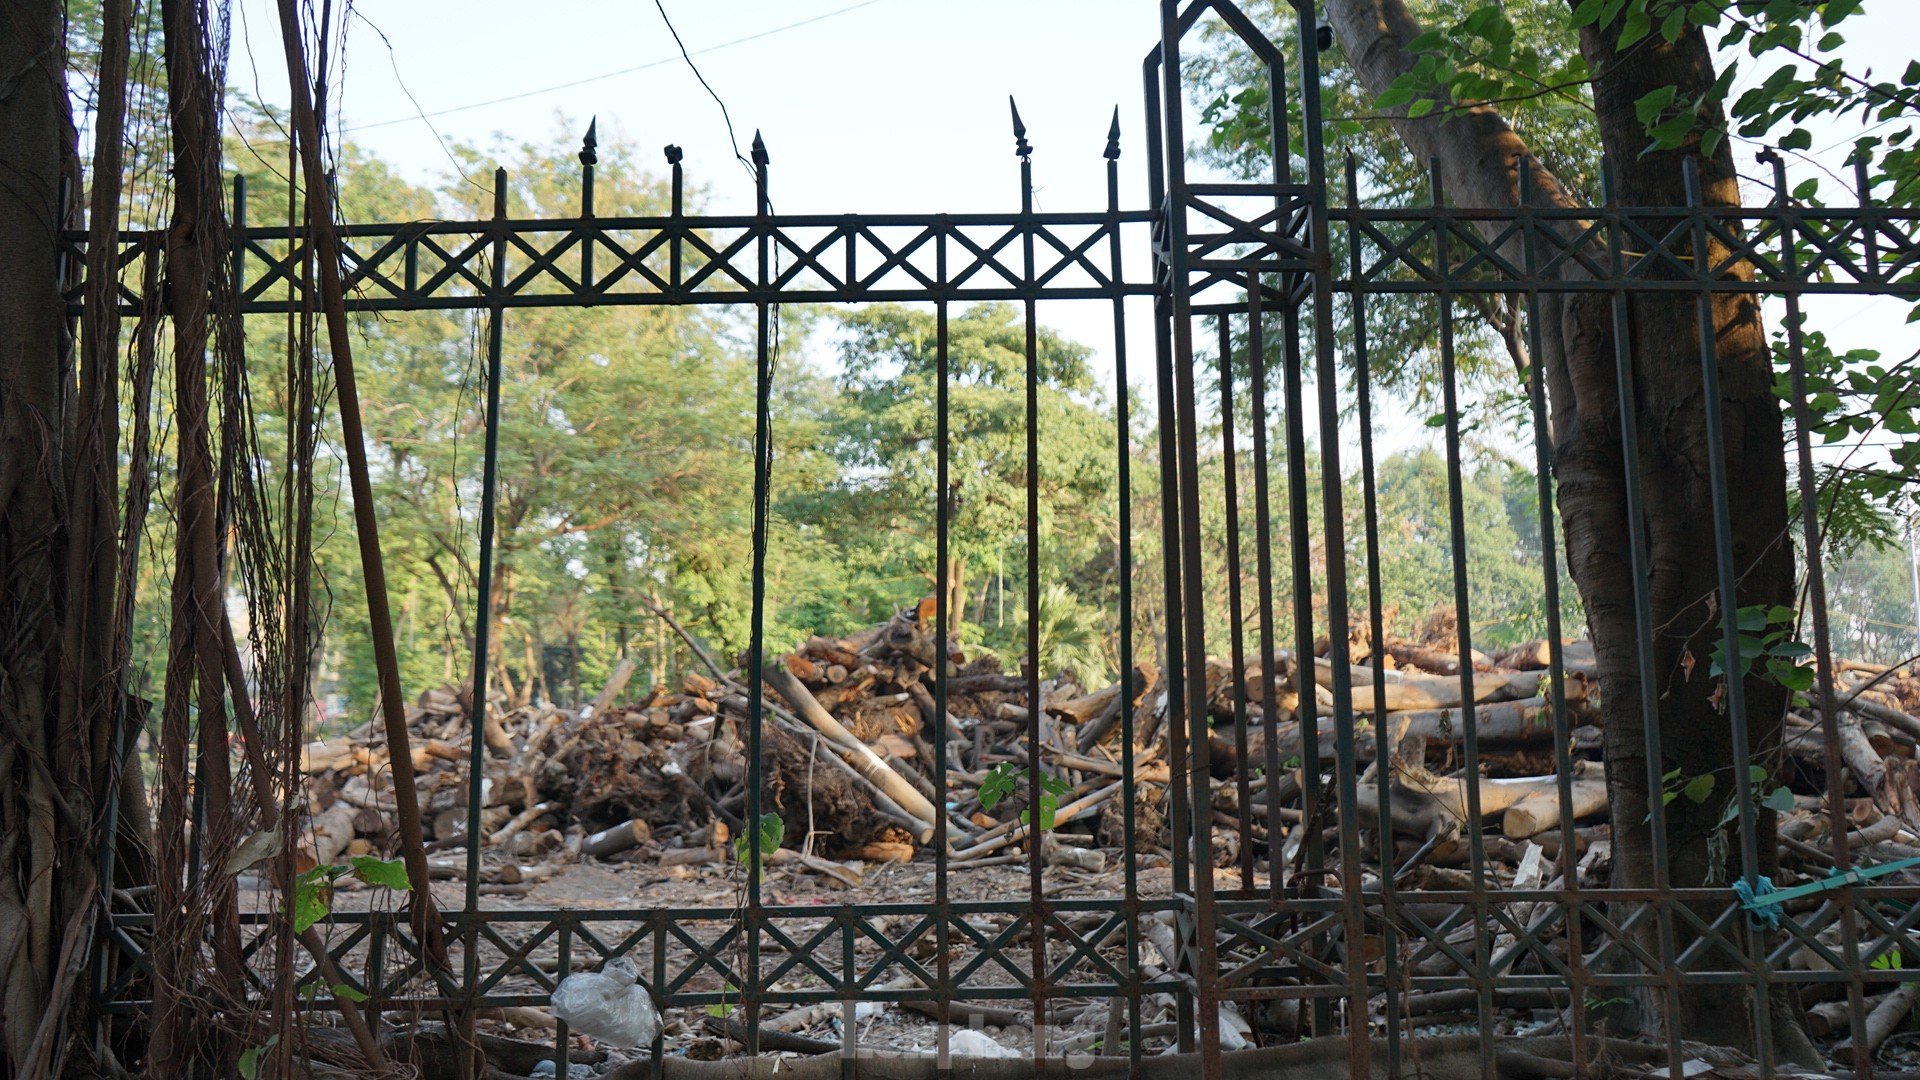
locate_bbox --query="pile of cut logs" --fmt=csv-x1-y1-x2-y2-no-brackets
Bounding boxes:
299,602,1920,892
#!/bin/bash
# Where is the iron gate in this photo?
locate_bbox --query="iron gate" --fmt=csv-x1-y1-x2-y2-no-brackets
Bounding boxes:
78,0,1920,1075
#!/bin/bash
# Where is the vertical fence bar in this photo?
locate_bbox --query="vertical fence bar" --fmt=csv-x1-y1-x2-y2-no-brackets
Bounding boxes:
1343,154,1402,1068
1218,314,1257,892
1293,3,1371,1065
1516,156,1590,1075
1104,111,1148,1072
1011,100,1052,1067
464,170,509,945
579,120,596,297
933,213,954,1066
1247,276,1287,906
1766,151,1872,1073
552,921,572,1077
1427,160,1494,1075
1144,33,1198,1050
1680,158,1774,1072
667,146,684,293
1600,159,1686,1078
1279,305,1327,1037
739,131,775,1057
1155,4,1223,1065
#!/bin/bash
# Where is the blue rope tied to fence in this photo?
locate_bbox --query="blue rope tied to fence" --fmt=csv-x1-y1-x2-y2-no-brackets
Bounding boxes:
1732,876,1780,929
1734,855,1920,930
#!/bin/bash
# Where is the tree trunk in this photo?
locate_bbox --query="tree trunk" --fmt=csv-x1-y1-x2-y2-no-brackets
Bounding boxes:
1325,0,1810,1062
0,0,82,1069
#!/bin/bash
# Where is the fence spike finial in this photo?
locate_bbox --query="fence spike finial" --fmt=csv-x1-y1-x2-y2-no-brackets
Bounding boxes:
1104,106,1121,161
664,144,683,165
751,129,769,167
1010,96,1032,159
581,117,598,167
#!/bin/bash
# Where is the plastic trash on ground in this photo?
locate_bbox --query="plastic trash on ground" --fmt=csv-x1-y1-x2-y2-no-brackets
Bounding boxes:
549,956,660,1047
947,1029,1020,1058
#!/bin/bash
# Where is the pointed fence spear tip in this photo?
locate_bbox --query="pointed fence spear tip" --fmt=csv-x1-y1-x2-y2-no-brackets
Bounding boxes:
1104,106,1121,161
1009,96,1032,158
751,129,769,166
580,117,598,166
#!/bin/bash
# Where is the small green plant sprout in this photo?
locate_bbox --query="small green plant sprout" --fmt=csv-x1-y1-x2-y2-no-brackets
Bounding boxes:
1657,764,1796,824
706,982,739,1019
289,855,410,935
733,812,785,869
1714,765,1797,828
237,1035,279,1079
1660,767,1718,810
979,763,1072,832
1709,604,1815,693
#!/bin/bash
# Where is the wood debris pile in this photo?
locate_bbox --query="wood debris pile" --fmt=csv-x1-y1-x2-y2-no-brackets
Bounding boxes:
299,601,1920,903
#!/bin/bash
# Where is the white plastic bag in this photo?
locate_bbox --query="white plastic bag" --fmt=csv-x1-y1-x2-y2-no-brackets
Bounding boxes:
550,956,660,1047
947,1029,1019,1058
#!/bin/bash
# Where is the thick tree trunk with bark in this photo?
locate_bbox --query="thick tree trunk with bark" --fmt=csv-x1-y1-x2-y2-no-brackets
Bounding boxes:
0,2,77,1069
1325,0,1810,1061
0,0,137,1071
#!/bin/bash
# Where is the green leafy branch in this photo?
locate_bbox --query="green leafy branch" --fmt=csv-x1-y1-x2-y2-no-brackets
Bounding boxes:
1709,604,1816,693
289,854,411,935
733,811,785,876
979,763,1071,832
247,855,410,1073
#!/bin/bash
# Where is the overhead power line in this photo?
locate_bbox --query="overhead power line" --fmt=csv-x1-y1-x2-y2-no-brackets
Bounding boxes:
342,0,890,134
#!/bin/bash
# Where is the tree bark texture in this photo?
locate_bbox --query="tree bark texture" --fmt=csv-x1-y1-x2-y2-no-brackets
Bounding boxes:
0,0,139,1071
1325,0,1808,1062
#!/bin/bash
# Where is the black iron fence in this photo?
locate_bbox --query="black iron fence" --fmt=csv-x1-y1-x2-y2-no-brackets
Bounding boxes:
81,0,1920,1076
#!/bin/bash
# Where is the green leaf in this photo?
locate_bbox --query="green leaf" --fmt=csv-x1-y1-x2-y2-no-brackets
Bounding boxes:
1619,7,1653,47
1636,85,1678,125
332,983,370,1003
1407,98,1438,119
1761,786,1797,813
292,879,330,935
1661,6,1687,42
348,855,411,892
1749,765,1770,785
1035,793,1059,832
756,812,784,856
1774,664,1816,692
1780,128,1813,151
978,763,1019,811
238,1036,279,1080
1682,773,1716,804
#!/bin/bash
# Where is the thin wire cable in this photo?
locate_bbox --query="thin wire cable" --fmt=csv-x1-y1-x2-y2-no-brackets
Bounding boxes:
342,0,889,134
